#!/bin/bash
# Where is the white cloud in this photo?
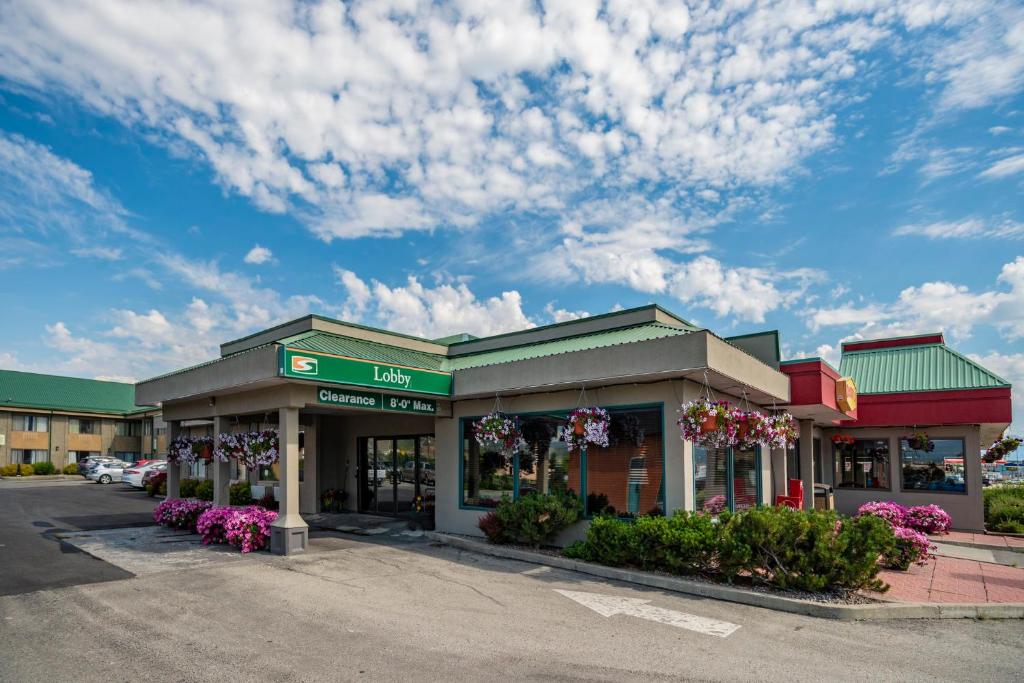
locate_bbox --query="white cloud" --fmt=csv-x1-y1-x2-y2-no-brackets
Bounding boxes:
980,153,1024,179
893,218,1024,239
989,126,1014,135
336,270,534,339
806,256,1024,342
70,246,124,260
2,0,1017,251
544,303,590,323
243,244,274,265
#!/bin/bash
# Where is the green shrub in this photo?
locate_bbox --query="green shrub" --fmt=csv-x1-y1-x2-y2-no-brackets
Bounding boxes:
14,463,34,476
478,492,581,547
178,479,199,498
719,506,893,592
0,464,18,476
63,463,78,475
194,479,214,501
984,485,1024,533
568,514,639,566
158,481,167,496
632,512,724,575
32,461,56,475
229,482,252,506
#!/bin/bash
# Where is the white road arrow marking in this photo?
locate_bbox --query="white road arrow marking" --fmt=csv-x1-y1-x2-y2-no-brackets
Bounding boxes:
554,589,740,638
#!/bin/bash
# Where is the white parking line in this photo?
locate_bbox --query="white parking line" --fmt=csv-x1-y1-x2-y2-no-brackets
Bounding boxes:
555,589,740,638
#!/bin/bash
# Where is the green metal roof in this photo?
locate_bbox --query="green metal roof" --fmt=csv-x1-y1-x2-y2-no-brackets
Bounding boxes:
839,344,1010,394
443,323,692,371
0,370,153,415
281,331,446,371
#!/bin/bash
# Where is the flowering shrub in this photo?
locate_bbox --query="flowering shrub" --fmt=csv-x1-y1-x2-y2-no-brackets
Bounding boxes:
905,504,952,534
884,526,934,570
473,412,523,455
564,407,610,451
856,501,908,528
153,498,213,531
703,494,727,515
195,505,278,553
678,399,734,448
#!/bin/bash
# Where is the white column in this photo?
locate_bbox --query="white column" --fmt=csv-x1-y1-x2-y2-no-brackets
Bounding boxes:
166,420,181,499
799,419,815,510
212,416,231,506
299,416,318,514
271,406,308,554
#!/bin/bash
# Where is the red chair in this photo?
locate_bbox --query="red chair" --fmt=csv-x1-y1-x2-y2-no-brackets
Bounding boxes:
775,478,804,509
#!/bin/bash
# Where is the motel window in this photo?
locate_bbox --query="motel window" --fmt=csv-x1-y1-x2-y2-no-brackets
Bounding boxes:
13,449,49,464
900,438,967,494
116,421,142,437
12,414,48,432
835,439,890,490
694,445,761,513
69,418,97,434
67,451,99,464
460,406,665,516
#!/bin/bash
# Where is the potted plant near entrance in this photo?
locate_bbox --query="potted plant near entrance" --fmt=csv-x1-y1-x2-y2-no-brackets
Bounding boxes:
563,407,610,452
193,436,215,462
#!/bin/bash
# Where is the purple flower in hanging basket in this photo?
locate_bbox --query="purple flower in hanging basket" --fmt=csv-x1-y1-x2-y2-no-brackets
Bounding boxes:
473,412,523,455
677,398,735,448
563,407,610,452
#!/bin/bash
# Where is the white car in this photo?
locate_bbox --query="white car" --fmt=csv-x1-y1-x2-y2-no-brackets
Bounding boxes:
121,461,166,488
88,460,130,484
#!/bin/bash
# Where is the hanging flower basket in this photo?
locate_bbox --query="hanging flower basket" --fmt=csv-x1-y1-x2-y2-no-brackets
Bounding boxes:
192,436,215,462
678,399,734,448
906,431,934,452
473,411,522,455
238,429,280,470
832,434,855,447
984,436,1022,463
563,407,610,452
214,432,246,463
168,436,197,465
762,413,797,450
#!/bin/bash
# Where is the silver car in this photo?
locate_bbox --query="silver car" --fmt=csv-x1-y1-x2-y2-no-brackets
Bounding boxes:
88,460,130,484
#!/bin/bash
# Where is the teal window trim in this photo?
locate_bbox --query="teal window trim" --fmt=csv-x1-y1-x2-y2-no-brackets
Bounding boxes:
692,444,763,513
725,448,735,511
458,402,666,515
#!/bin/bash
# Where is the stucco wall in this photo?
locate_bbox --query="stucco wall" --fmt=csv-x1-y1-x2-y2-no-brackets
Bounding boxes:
825,425,984,531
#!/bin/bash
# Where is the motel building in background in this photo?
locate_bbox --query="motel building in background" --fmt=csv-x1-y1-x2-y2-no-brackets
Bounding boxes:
126,305,1013,554
0,305,1010,554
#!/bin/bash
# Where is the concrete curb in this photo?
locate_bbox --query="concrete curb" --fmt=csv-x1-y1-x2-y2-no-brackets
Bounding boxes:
938,538,1024,555
426,532,1024,621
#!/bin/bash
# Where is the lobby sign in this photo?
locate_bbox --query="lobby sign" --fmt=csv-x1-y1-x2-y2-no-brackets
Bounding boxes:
316,387,437,415
281,347,451,396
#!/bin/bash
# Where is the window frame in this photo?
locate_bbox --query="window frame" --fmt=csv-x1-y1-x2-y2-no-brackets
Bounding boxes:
898,436,968,495
458,402,666,516
692,444,763,513
12,414,49,432
834,437,892,491
70,418,97,435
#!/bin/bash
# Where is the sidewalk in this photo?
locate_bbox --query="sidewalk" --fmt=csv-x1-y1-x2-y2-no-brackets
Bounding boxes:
878,555,1024,604
932,530,1024,552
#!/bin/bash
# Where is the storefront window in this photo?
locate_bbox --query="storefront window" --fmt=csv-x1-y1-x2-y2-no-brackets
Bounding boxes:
733,447,759,510
694,446,760,513
836,439,890,490
900,438,966,493
460,406,663,515
586,407,664,517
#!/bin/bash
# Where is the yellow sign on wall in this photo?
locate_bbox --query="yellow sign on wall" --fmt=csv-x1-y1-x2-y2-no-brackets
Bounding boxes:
836,377,857,413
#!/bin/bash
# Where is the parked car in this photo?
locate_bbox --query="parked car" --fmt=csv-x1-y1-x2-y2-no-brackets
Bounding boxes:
122,460,166,489
142,463,167,488
402,461,435,485
88,460,130,484
78,456,115,478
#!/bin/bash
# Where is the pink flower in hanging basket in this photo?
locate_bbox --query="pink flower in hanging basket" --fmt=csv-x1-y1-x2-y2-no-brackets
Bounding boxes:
564,407,610,451
473,412,523,455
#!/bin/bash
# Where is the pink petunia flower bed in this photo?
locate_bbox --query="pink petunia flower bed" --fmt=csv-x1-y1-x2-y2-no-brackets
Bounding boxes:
153,499,277,553
856,501,949,570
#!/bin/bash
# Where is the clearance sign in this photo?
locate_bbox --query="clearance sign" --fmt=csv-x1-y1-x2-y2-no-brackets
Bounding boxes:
280,347,452,396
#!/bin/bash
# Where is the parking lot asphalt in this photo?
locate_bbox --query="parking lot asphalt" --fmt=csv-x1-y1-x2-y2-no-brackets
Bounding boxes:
0,479,157,595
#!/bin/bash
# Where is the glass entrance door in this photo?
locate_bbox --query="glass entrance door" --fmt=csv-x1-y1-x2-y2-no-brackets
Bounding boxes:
359,435,435,518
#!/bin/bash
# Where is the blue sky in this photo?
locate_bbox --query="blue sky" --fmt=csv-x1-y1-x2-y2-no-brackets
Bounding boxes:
0,0,1023,428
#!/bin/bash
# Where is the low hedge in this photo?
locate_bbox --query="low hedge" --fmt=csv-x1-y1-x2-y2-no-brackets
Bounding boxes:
63,463,78,475
32,461,56,475
179,478,199,498
564,506,895,593
0,463,34,476
984,484,1024,533
478,492,582,547
229,482,253,506
195,479,214,501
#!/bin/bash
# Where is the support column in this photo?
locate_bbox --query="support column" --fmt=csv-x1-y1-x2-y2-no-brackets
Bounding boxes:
299,416,318,514
167,420,181,499
799,419,815,511
212,416,231,506
771,447,788,502
271,406,308,555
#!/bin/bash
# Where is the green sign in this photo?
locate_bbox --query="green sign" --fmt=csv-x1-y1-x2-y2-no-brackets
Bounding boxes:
316,386,437,415
281,347,452,396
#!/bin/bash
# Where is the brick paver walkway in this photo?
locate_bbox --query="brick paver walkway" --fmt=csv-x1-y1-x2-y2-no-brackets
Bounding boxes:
933,531,1024,550
877,556,1024,603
